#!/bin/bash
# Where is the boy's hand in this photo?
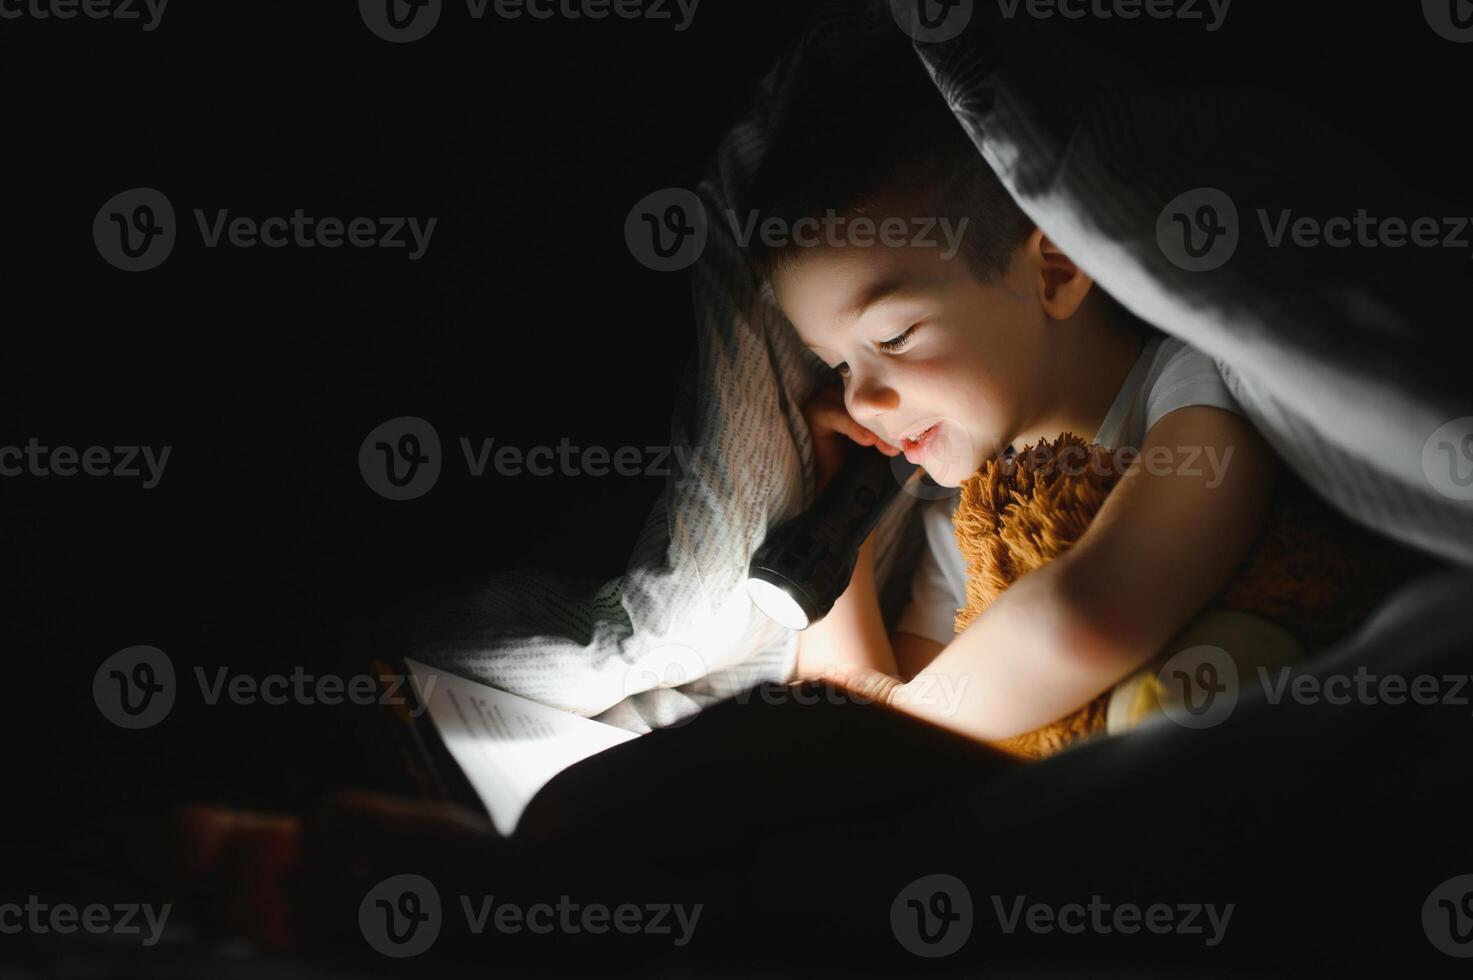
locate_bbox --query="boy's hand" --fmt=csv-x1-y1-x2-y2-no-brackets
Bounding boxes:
801,662,906,708
803,381,902,492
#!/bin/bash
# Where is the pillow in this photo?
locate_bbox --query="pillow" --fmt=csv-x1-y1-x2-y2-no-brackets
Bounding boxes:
411,0,1469,731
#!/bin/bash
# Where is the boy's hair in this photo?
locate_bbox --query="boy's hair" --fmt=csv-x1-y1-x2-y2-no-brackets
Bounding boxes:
741,34,1035,285
741,33,1167,344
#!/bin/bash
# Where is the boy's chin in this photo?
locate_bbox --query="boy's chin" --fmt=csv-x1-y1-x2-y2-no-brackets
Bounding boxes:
919,461,969,489
909,424,986,489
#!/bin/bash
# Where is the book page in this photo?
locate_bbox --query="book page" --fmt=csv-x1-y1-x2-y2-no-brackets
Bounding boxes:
404,657,639,836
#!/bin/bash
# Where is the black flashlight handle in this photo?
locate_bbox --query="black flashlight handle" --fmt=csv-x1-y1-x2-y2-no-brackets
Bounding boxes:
811,447,916,555
748,448,920,626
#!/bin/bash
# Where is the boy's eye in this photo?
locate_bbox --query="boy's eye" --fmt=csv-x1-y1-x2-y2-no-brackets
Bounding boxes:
829,325,917,378
879,324,918,353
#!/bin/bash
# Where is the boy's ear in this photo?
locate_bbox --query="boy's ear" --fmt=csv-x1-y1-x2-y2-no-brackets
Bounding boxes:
1024,227,1094,320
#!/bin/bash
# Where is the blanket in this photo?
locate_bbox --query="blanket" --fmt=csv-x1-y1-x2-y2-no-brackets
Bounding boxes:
409,0,1471,731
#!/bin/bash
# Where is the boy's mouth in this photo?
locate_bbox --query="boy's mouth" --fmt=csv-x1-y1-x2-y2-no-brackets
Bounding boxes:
899,421,939,444
900,422,941,463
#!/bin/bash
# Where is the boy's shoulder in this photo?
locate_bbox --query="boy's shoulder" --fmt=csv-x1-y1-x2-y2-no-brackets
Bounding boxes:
1140,335,1244,436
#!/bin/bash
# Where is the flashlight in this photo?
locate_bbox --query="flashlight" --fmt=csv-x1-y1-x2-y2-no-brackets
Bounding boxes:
746,449,922,630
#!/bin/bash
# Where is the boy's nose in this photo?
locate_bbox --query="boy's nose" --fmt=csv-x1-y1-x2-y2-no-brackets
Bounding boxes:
846,376,900,425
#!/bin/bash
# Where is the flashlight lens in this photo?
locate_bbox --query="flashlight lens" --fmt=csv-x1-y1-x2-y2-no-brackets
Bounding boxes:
745,576,811,631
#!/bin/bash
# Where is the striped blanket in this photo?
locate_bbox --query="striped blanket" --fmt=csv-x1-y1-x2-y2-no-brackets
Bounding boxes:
410,0,1471,731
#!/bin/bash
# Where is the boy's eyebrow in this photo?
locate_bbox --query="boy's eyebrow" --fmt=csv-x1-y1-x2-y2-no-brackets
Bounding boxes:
842,277,907,322
845,270,947,323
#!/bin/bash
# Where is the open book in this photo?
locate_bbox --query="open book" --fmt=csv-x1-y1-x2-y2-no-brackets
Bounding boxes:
403,657,639,836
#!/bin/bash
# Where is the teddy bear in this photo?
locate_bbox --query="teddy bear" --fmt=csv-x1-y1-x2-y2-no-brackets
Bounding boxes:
948,432,1436,760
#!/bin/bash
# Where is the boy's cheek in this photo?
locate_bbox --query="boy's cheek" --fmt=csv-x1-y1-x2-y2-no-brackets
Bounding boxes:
922,425,984,487
926,467,963,488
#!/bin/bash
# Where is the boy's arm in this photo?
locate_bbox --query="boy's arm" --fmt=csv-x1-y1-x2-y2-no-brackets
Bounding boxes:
892,631,946,680
879,405,1276,742
790,380,907,681
791,535,950,682
793,532,900,680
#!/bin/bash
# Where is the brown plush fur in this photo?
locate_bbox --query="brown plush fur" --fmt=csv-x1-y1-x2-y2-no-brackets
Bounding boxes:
950,432,1435,760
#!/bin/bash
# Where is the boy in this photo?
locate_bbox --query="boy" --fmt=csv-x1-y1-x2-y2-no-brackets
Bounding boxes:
741,36,1277,744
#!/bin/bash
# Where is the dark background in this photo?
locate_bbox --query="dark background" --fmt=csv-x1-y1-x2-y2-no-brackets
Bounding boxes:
3,0,828,828
2,0,1469,925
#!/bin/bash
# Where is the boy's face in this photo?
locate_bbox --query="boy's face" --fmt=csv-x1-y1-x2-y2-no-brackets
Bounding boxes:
772,234,1052,487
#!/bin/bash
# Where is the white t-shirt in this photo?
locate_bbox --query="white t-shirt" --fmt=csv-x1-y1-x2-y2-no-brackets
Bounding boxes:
893,335,1246,646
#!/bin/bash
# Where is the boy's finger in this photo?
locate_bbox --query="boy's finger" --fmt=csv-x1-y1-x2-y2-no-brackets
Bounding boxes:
810,406,904,456
805,402,850,431
855,427,901,456
813,410,867,445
